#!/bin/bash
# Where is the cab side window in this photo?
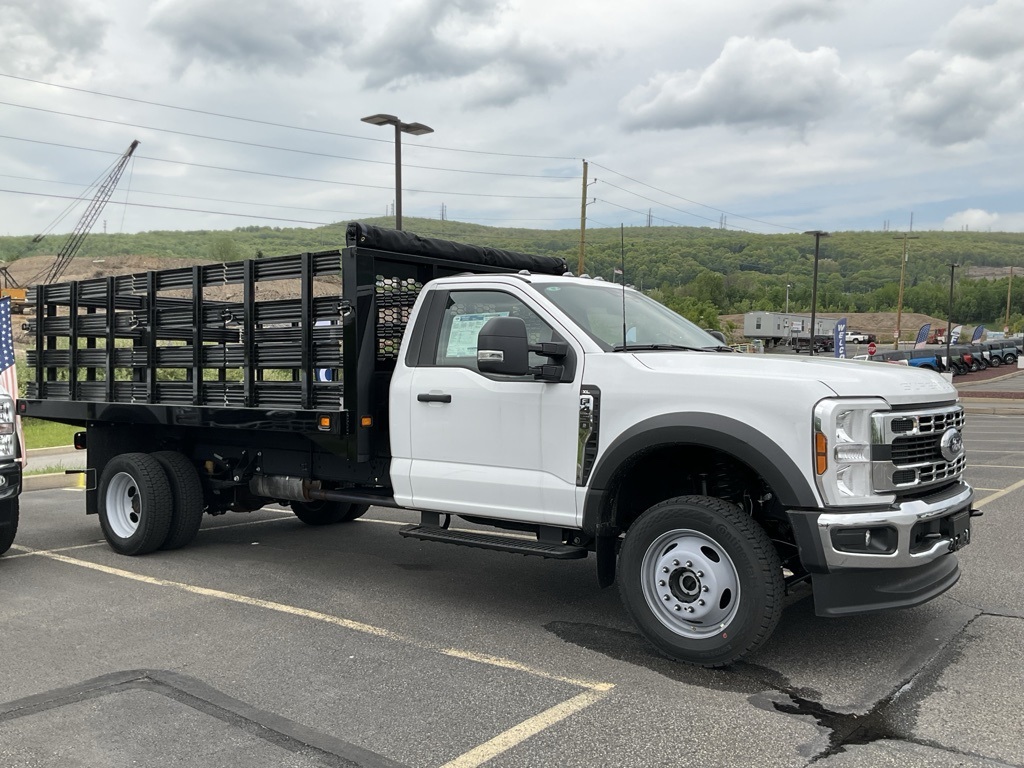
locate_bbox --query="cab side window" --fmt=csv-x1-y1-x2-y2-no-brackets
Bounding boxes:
434,290,555,372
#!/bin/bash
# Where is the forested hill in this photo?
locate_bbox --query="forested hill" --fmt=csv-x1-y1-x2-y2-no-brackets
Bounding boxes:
3,217,1024,332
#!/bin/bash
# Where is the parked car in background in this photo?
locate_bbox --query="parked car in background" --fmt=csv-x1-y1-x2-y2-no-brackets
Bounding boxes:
845,330,870,344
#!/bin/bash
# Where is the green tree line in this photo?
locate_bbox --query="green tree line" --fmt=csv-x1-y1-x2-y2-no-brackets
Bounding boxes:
4,217,1024,332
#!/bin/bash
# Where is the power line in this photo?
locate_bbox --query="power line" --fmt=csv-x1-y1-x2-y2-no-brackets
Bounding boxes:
0,72,580,161
0,101,577,180
589,161,801,232
0,135,575,201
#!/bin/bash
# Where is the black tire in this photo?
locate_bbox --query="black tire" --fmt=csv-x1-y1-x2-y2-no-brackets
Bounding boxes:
292,499,369,525
0,498,17,556
152,451,205,550
618,495,783,668
98,453,173,555
990,356,1001,367
969,360,980,373
1004,354,1016,365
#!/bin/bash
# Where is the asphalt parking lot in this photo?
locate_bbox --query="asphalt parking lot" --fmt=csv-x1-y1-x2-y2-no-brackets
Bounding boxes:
3,415,1024,768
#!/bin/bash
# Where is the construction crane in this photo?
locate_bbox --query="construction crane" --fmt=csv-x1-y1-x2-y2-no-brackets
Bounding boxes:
1,139,140,312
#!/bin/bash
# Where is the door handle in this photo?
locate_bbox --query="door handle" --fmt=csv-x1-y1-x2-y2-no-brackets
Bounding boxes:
417,393,452,403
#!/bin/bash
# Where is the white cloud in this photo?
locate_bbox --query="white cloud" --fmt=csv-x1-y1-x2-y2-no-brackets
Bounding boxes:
891,51,1020,146
941,0,1024,60
944,208,1024,231
620,37,848,132
758,0,848,30
0,0,109,74
147,0,356,74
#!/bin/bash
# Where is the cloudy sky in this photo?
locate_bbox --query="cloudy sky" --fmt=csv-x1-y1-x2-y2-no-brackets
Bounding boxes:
1,0,1022,238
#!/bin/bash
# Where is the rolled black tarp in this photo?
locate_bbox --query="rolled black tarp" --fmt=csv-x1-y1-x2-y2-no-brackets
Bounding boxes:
346,222,568,276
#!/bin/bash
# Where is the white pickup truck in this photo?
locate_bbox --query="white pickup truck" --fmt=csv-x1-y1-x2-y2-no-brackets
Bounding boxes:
844,330,871,344
0,381,22,556
20,224,976,666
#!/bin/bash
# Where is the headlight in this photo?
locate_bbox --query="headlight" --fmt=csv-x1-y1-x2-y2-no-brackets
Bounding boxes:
813,397,894,507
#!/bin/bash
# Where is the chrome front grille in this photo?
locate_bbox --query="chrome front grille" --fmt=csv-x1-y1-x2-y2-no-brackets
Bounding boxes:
871,405,965,493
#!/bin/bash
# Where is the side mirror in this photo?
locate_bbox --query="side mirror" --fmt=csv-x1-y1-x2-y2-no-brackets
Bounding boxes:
705,329,727,344
477,316,530,376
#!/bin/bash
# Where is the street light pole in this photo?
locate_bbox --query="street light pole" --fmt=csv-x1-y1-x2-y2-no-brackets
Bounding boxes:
945,263,958,366
785,283,791,314
803,231,830,356
360,114,434,231
893,233,920,350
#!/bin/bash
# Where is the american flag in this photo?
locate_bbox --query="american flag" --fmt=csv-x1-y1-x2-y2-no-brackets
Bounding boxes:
0,297,25,466
914,323,931,349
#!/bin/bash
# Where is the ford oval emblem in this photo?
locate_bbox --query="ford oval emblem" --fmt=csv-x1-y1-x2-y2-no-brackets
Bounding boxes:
940,428,964,462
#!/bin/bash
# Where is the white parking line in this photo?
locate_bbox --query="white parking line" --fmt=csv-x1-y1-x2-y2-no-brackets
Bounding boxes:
15,545,615,766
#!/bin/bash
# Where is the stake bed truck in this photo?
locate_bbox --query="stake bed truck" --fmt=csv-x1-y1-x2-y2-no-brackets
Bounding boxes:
19,224,976,666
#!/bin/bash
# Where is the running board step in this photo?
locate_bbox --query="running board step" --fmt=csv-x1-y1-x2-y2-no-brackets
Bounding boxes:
399,525,588,559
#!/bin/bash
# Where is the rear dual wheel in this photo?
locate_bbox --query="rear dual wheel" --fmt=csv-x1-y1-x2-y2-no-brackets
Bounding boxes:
98,452,204,555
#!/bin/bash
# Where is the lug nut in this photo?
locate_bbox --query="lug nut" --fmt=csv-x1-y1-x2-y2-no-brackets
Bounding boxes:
663,594,671,601
674,605,682,612
686,606,695,613
696,571,704,578
672,559,680,567
685,561,692,568
702,586,710,592
662,567,669,573
658,580,666,587
698,599,705,606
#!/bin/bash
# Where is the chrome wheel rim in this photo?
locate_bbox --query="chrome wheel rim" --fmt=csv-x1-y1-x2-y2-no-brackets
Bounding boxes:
640,528,741,639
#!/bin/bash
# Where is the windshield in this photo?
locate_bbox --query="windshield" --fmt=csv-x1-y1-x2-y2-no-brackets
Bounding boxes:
532,281,725,351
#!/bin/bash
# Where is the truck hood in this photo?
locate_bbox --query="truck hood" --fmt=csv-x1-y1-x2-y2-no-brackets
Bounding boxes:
634,353,958,407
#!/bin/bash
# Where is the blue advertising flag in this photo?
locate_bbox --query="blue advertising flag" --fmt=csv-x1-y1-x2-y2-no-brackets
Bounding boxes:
834,317,847,358
971,325,985,342
914,323,931,349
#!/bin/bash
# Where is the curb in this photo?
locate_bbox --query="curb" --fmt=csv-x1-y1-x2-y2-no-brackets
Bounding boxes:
23,472,86,493
24,446,83,492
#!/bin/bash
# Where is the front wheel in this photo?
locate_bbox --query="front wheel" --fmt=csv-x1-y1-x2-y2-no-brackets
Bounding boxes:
618,495,783,667
98,453,173,555
292,499,369,525
0,498,18,556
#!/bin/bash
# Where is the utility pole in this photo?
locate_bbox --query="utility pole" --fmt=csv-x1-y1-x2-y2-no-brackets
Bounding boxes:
803,231,830,356
1006,266,1014,330
893,233,920,349
945,263,958,366
578,160,588,275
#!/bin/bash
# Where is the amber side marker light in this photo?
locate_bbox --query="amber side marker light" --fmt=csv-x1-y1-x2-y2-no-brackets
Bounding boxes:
318,415,332,432
815,432,829,475
361,416,373,428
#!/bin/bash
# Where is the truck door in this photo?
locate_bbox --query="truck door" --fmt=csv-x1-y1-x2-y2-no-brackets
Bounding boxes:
397,287,581,528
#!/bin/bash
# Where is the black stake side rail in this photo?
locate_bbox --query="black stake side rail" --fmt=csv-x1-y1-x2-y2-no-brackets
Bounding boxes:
22,250,351,437
21,230,566,462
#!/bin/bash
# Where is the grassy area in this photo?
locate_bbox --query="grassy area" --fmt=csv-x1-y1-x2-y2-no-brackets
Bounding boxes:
22,418,78,450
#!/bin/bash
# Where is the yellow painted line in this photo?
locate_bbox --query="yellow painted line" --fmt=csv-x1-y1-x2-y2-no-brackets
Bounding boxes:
439,689,609,768
6,542,105,559
19,547,615,689
975,476,1024,508
441,649,614,692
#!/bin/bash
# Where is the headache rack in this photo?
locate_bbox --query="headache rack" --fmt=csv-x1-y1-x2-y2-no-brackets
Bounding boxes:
21,223,567,462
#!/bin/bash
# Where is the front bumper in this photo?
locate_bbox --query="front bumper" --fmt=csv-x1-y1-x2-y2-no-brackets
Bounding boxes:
787,481,974,616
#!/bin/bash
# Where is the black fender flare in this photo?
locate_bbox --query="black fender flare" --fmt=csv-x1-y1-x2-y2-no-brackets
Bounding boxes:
582,412,819,537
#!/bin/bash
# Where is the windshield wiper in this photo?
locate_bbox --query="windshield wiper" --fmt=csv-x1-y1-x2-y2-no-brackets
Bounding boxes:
612,343,708,352
702,345,736,352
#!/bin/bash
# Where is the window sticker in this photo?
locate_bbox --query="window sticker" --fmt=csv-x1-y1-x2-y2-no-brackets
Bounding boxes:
446,312,509,357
